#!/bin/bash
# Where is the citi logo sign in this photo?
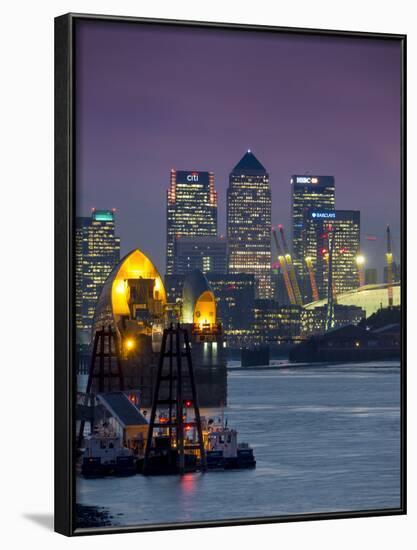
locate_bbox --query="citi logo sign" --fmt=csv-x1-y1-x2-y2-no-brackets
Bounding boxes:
187,172,199,182
311,212,336,219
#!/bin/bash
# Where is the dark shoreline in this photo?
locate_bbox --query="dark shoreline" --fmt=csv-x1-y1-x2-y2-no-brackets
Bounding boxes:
76,504,121,529
227,360,400,371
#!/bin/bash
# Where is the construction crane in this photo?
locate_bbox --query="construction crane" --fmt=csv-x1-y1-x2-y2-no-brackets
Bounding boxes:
386,225,394,307
278,225,303,306
272,229,296,305
305,256,319,302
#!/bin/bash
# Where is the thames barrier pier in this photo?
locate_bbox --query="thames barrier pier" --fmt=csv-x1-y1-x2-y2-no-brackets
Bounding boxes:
87,248,227,407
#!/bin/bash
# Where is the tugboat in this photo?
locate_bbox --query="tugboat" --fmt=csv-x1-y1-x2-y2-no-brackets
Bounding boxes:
204,419,256,470
80,423,136,478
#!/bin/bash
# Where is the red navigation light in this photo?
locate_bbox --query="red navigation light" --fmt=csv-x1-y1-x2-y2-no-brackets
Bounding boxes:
366,235,377,241
183,400,193,408
278,224,283,229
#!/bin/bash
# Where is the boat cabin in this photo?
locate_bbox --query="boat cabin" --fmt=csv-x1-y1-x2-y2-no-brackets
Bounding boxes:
207,428,238,458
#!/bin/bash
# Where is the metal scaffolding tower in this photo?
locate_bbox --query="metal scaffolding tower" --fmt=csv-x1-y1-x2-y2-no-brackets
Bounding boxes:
143,324,206,475
77,326,125,447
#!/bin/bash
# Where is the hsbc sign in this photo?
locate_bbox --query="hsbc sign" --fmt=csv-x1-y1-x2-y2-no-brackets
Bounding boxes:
296,176,319,184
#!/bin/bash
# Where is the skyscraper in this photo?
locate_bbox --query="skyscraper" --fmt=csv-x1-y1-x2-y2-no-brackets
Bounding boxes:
75,209,120,343
174,236,227,275
304,209,360,298
291,175,335,300
207,273,255,331
166,170,217,274
227,151,272,298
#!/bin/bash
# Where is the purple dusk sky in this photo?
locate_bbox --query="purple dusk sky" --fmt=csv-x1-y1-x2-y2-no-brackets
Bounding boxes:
75,20,402,277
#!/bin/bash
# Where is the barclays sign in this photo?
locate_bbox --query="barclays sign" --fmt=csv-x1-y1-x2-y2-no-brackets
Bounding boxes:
311,212,336,219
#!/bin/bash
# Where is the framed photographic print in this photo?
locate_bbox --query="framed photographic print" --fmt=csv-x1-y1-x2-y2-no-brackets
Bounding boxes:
55,13,406,536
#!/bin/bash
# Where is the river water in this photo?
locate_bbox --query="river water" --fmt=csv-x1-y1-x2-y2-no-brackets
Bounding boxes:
76,362,401,528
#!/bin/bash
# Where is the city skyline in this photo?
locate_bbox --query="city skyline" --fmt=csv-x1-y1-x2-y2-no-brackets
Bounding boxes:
75,20,401,276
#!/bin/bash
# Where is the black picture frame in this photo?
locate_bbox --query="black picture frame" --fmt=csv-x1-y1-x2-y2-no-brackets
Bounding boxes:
54,12,407,537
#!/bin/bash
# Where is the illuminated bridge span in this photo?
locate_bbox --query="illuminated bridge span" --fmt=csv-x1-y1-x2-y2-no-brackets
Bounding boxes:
304,282,401,318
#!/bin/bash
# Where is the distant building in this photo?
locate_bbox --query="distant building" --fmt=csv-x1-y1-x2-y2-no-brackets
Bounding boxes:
365,268,378,285
75,209,120,344
164,274,185,304
301,304,365,336
252,300,302,344
276,305,303,339
207,273,255,332
291,175,335,300
304,209,360,298
252,299,279,341
227,151,272,299
166,170,217,274
174,235,227,275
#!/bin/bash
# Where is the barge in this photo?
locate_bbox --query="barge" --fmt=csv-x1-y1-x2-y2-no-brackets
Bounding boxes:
140,416,256,475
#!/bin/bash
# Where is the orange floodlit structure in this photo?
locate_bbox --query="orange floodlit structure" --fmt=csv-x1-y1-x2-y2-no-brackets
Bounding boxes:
272,229,296,305
278,225,303,306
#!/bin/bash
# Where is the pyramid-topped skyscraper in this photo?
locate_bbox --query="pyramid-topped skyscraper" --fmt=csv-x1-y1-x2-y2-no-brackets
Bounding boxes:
227,150,272,299
231,150,268,175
